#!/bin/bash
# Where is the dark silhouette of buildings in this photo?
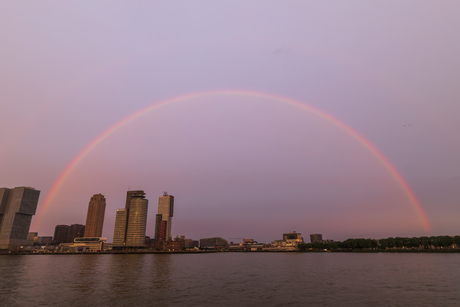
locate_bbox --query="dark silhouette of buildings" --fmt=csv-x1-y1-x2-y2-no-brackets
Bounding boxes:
53,225,70,243
200,237,228,248
37,236,53,244
0,187,40,250
68,224,85,243
84,194,106,237
310,233,323,244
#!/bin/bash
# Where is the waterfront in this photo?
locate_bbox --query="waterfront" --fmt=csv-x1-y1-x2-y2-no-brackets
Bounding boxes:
1,253,460,306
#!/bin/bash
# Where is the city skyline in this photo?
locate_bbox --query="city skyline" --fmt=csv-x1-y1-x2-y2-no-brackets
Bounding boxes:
1,2,460,243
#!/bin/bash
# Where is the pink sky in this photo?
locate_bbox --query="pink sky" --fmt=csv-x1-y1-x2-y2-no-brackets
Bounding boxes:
1,2,460,243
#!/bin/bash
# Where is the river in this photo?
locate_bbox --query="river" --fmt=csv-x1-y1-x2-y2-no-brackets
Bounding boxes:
1,252,459,306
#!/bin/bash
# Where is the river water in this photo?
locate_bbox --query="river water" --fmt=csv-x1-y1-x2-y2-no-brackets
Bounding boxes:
1,252,459,306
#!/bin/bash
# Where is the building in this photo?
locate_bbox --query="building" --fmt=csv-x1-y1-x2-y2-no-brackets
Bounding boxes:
59,237,107,252
0,187,40,250
68,224,85,243
310,233,323,244
200,237,228,249
113,190,148,249
28,232,38,243
53,225,70,243
283,231,303,242
184,239,199,248
125,192,148,247
113,209,128,246
267,231,304,251
155,192,174,241
265,240,298,251
155,218,168,242
84,194,106,238
37,236,53,244
153,237,185,251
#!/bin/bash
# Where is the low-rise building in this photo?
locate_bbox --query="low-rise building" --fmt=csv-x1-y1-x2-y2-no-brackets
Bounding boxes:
268,232,304,251
283,231,304,243
153,238,185,251
228,242,245,251
184,239,199,248
200,237,228,249
38,236,53,244
58,237,106,252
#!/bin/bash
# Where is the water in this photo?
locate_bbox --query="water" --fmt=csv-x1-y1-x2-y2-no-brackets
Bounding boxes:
1,252,460,306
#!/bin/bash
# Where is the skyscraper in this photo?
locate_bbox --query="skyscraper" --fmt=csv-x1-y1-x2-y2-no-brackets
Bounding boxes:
126,193,148,246
113,209,128,246
53,225,70,243
113,190,148,248
68,224,85,243
0,187,40,250
155,192,174,241
84,194,106,237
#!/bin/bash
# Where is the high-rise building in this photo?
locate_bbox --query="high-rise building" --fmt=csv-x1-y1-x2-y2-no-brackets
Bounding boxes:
310,233,323,244
84,194,106,237
155,192,174,241
155,216,168,242
126,193,148,247
113,190,148,248
125,190,144,210
113,209,128,246
0,187,40,250
53,225,70,243
68,224,85,243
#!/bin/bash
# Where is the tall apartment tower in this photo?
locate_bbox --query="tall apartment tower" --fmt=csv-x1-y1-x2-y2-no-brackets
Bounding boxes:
84,194,106,237
68,224,85,243
53,225,70,243
113,190,148,248
155,192,174,241
113,209,128,246
126,193,148,246
0,187,40,250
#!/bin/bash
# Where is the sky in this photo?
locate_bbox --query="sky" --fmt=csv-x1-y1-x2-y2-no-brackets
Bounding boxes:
1,1,460,243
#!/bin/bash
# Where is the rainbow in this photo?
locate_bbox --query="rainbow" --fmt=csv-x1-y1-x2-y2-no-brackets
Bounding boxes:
32,89,432,232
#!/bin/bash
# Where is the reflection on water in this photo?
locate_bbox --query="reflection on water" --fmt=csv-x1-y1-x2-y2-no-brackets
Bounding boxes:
70,255,105,297
149,254,172,291
1,253,460,306
0,256,26,307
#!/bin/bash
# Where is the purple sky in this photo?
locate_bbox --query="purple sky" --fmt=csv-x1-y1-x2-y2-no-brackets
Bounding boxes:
1,2,460,243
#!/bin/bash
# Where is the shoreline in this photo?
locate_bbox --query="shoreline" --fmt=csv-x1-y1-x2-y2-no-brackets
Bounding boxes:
2,249,460,255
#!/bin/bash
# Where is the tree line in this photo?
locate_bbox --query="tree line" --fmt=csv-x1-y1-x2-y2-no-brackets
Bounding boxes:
298,235,460,251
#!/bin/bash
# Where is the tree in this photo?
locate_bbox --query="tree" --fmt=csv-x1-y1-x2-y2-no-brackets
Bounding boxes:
386,237,396,248
298,243,310,251
420,236,430,248
453,236,460,247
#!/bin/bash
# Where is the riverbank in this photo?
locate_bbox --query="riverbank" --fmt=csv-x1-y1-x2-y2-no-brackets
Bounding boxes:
3,248,460,255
